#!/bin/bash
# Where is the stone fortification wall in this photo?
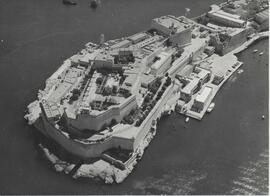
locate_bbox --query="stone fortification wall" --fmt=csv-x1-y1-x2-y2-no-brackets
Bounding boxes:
38,82,175,160
68,95,137,131
133,83,174,149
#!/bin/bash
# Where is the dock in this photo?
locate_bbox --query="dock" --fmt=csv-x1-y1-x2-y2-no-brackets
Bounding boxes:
177,53,243,120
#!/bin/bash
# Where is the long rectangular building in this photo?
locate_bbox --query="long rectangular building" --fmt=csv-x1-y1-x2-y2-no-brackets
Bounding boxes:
207,9,246,28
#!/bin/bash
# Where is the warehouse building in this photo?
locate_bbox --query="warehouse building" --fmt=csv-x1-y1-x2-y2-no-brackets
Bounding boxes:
207,8,246,28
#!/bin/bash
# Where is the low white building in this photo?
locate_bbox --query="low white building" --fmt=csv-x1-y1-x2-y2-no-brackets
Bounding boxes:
180,77,200,102
193,86,212,112
150,51,172,75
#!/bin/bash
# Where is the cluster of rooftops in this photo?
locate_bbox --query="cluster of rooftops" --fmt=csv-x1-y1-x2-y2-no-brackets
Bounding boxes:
41,15,196,122
40,1,266,126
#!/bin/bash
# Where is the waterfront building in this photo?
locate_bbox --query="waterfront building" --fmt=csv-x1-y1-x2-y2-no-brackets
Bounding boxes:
111,39,132,50
180,77,200,103
194,66,211,84
209,27,251,55
128,32,149,44
207,6,246,28
192,86,212,112
212,72,225,85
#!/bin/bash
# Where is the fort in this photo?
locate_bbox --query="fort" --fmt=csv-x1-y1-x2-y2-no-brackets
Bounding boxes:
25,0,269,183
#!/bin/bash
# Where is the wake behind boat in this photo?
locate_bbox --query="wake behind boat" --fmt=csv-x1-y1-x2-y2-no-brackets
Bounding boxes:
63,0,77,6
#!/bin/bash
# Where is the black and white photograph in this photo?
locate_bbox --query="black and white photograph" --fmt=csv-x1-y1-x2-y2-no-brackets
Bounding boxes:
0,0,268,195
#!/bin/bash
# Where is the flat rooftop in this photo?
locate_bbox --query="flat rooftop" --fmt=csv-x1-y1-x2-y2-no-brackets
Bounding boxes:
195,86,212,103
151,51,170,70
111,39,131,49
48,82,72,102
182,77,200,95
152,15,191,33
128,32,148,42
208,9,245,25
197,67,211,80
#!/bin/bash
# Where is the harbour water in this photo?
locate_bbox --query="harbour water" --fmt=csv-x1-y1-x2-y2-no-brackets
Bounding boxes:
0,0,268,194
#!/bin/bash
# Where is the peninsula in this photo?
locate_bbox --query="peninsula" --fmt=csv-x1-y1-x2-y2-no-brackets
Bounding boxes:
25,0,269,184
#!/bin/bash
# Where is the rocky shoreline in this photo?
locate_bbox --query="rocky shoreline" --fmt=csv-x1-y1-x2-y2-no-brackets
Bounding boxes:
39,122,159,184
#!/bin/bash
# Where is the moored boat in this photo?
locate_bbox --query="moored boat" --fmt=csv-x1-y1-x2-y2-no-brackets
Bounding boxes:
207,102,215,113
90,0,99,8
63,0,77,5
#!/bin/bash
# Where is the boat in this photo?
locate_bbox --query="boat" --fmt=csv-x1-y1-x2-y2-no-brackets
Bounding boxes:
253,49,258,53
259,52,264,56
207,102,215,113
90,0,98,8
185,117,189,123
62,0,77,5
237,69,244,74
262,115,265,120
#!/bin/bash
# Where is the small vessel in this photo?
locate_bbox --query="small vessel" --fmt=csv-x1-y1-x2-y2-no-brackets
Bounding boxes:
262,115,265,120
259,52,264,56
185,117,189,123
90,0,98,8
207,102,215,113
253,49,258,53
62,0,77,5
237,69,244,74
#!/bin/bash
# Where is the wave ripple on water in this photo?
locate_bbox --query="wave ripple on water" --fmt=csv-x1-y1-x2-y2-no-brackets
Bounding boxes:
132,148,268,195
229,149,269,195
133,169,208,195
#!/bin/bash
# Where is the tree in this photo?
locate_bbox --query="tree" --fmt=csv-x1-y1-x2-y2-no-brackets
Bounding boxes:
157,91,163,98
124,116,134,124
96,77,103,85
144,94,150,103
165,77,172,86
135,120,141,127
111,119,117,126
112,85,118,94
72,88,81,95
165,39,172,47
70,94,79,101
162,85,166,91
